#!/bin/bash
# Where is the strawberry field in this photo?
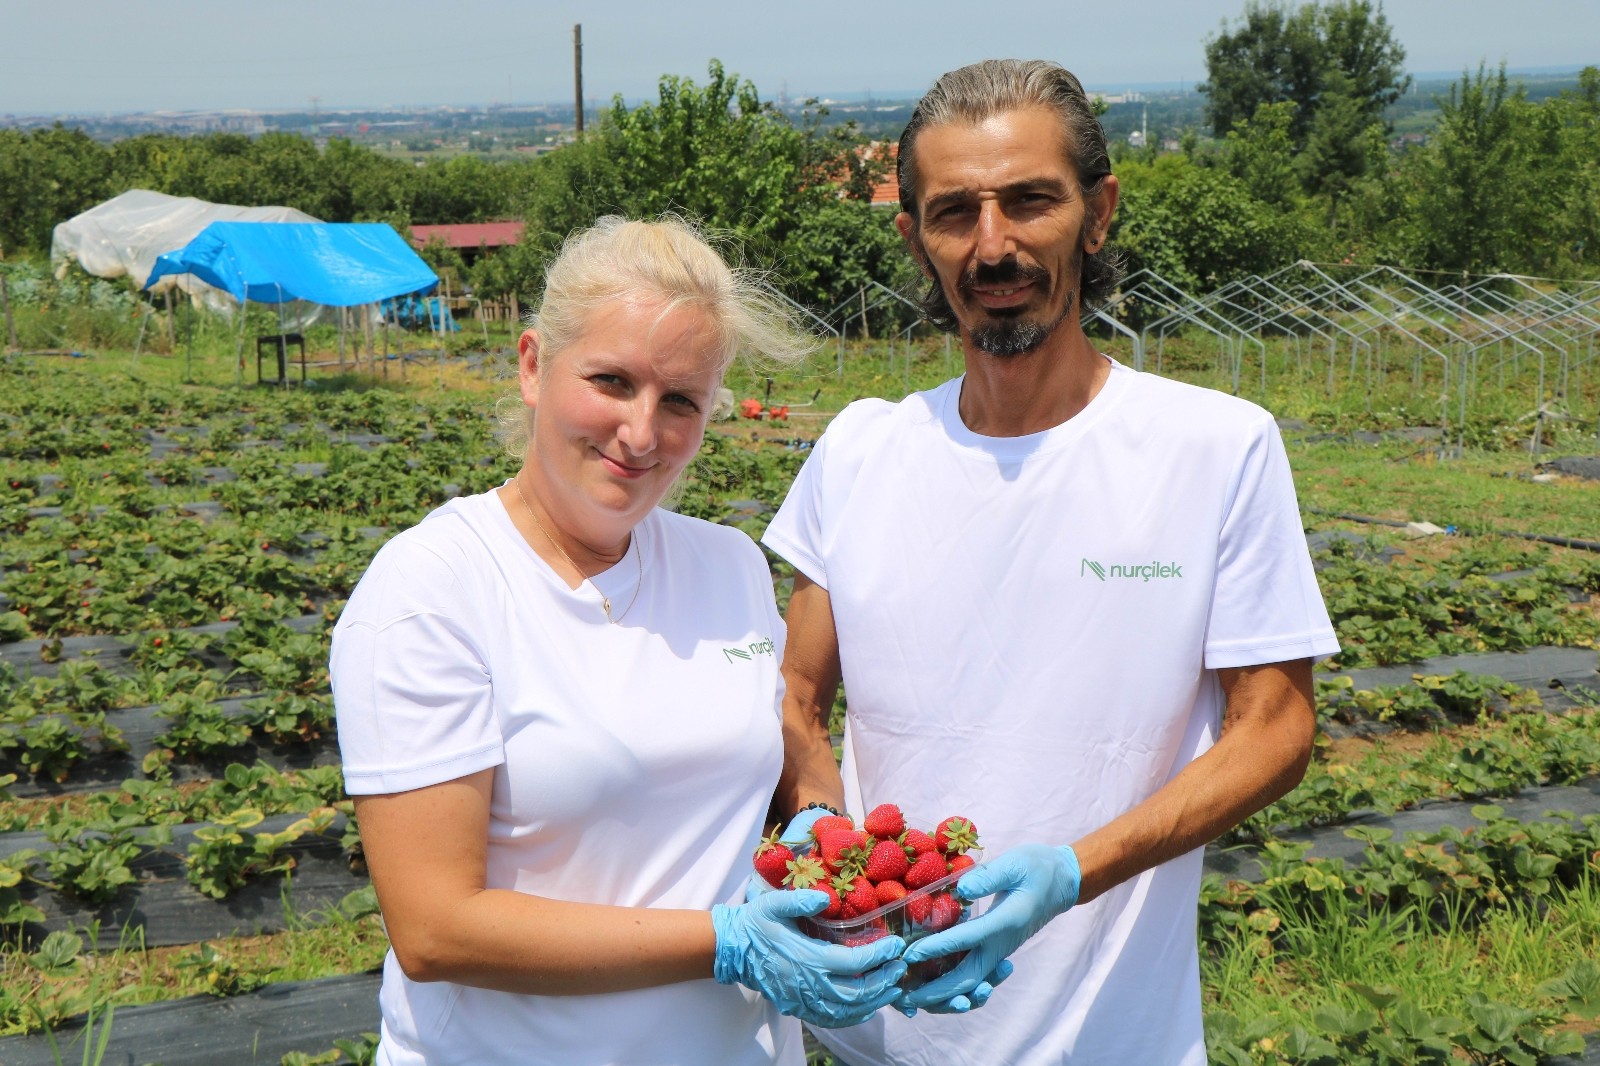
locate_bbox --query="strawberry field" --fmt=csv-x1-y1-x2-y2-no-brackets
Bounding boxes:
0,338,1598,1065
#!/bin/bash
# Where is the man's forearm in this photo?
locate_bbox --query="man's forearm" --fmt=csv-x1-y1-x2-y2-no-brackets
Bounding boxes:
775,700,847,821
1070,659,1316,905
774,575,850,822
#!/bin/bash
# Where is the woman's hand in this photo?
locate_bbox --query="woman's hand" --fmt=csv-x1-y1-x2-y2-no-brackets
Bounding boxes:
713,889,906,1028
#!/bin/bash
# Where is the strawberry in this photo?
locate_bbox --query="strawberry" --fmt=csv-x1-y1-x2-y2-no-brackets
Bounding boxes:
874,879,908,906
843,919,890,946
815,880,843,919
863,803,906,840
901,828,938,856
904,891,934,926
817,828,864,870
934,816,979,855
928,891,963,931
840,875,879,918
905,850,949,890
810,814,857,840
947,853,976,876
782,854,830,891
863,838,910,884
753,829,795,888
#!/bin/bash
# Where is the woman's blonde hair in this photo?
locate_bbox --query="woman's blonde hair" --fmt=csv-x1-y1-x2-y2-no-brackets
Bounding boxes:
499,214,815,454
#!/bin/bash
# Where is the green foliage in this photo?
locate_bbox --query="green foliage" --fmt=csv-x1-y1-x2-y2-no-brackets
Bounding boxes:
1200,0,1409,149
175,943,265,997
514,61,893,313
184,806,337,900
1113,155,1312,293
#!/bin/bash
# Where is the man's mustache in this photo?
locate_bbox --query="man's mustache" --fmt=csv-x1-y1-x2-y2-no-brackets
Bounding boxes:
963,260,1050,289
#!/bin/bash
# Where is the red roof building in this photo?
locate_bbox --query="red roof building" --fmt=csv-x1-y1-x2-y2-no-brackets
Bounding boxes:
409,221,525,251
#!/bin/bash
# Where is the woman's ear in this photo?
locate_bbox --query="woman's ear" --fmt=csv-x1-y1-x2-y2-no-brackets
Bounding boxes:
517,329,541,409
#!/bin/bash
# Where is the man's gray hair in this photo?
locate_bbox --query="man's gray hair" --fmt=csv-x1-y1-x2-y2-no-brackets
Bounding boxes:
896,59,1123,324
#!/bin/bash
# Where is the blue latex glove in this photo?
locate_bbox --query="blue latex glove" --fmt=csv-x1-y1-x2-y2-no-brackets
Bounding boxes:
894,959,1014,1018
898,844,1080,1011
713,888,908,1028
778,807,835,848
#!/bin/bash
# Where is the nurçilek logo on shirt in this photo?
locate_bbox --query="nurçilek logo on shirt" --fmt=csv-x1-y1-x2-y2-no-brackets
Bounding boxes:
723,637,776,663
1081,557,1185,582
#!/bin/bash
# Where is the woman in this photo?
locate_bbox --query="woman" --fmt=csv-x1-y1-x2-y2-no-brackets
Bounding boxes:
332,216,906,1066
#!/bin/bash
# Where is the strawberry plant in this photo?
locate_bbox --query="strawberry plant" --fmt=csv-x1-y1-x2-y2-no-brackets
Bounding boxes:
174,943,264,997
152,692,254,759
185,806,338,900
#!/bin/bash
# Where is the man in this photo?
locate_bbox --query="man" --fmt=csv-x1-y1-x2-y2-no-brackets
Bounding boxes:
762,59,1338,1065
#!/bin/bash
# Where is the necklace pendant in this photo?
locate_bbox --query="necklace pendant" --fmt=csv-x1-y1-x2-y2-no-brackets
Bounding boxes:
601,595,613,622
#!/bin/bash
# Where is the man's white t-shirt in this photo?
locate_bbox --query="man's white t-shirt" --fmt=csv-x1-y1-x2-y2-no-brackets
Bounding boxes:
333,488,803,1066
763,361,1338,1066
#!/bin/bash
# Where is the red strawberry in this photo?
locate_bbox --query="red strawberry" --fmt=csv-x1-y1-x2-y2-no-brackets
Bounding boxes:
863,803,906,840
934,816,979,855
901,828,938,856
863,838,910,884
831,831,876,879
840,875,879,918
905,851,949,890
843,919,890,946
810,814,857,840
928,892,963,931
947,853,976,876
817,829,865,870
753,830,795,888
816,880,843,919
874,879,908,906
905,892,934,926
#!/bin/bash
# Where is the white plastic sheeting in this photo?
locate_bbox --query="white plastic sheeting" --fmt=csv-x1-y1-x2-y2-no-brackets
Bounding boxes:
50,190,320,309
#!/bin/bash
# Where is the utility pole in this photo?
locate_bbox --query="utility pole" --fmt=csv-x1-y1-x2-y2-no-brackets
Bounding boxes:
573,24,584,135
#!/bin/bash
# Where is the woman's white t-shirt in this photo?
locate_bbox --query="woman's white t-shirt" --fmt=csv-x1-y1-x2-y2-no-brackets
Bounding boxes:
333,488,801,1066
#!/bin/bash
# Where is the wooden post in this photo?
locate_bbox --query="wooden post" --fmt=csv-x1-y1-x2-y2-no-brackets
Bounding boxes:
164,289,176,352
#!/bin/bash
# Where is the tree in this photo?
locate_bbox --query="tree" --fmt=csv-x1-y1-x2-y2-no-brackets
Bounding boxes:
1224,100,1300,207
1295,70,1387,228
1200,1,1410,150
512,61,891,312
0,125,113,255
1200,2,1323,145
1112,155,1310,294
1406,63,1527,277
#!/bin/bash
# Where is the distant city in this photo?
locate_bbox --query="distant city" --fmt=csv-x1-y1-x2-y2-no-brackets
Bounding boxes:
2,65,1588,160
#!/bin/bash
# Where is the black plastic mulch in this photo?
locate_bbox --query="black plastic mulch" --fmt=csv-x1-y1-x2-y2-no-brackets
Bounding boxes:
0,699,340,799
1204,778,1600,882
1541,455,1600,482
0,972,381,1066
1323,646,1600,731
1,813,364,950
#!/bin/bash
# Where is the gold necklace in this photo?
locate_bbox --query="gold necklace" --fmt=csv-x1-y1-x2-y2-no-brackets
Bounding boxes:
512,475,642,625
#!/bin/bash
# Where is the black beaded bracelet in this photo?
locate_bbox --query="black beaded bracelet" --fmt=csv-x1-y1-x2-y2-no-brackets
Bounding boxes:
799,801,842,817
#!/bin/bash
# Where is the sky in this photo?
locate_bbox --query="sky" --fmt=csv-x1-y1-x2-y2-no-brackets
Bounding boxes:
3,0,1596,116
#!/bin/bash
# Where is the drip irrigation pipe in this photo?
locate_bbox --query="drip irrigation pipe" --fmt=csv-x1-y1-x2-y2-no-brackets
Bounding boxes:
1307,508,1600,554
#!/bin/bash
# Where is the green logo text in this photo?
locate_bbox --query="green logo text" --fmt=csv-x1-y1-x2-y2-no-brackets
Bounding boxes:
1081,558,1184,582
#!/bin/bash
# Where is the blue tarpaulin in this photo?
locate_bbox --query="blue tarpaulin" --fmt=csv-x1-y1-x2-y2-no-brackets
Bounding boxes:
144,222,438,307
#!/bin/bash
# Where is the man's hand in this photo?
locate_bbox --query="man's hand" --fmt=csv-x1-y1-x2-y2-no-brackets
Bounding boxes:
897,844,1080,1010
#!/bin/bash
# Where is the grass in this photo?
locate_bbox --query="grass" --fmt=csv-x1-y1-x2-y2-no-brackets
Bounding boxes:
0,908,389,1036
1289,439,1600,543
1202,874,1600,1040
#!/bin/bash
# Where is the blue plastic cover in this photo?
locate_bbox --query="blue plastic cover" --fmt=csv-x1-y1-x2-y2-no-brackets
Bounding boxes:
144,221,438,306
